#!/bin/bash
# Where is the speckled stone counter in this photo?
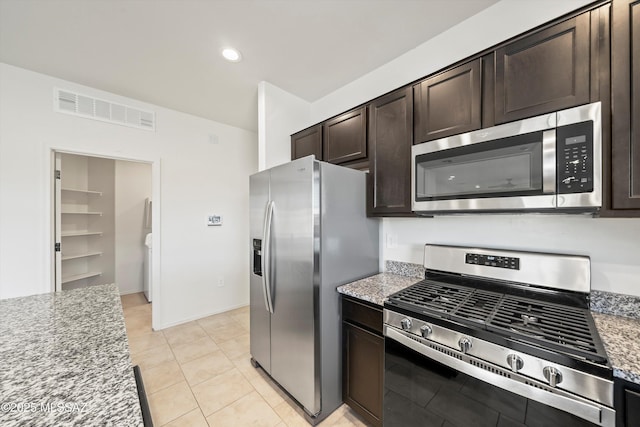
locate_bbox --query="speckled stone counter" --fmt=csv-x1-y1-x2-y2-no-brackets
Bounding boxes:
591,290,640,320
592,312,640,385
337,272,420,306
0,284,143,427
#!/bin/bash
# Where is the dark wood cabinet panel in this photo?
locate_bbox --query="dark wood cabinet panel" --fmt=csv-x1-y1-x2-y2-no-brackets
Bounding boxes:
342,322,383,426
611,0,640,211
369,87,413,215
615,377,640,427
343,297,383,334
626,388,640,427
481,53,496,128
413,59,481,143
323,107,367,165
291,125,322,161
342,297,383,426
494,13,591,124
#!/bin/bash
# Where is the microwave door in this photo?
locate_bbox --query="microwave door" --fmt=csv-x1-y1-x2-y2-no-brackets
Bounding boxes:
412,129,556,213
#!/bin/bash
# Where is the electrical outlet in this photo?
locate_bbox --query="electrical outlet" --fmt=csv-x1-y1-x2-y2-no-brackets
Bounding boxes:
386,233,398,249
217,277,225,287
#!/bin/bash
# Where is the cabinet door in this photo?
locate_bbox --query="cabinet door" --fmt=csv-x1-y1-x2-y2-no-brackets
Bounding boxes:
323,107,367,164
494,13,590,124
627,389,640,427
413,59,481,143
369,87,413,215
343,322,383,427
291,124,322,161
611,0,640,210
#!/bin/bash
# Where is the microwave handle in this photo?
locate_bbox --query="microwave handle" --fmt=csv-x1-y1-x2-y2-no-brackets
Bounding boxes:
542,129,556,194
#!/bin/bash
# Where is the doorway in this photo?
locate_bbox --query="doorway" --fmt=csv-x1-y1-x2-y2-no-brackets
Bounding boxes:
52,150,156,324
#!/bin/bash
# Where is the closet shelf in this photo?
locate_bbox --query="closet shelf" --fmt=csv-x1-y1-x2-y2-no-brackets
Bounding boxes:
61,231,103,237
61,188,102,196
61,252,103,261
61,211,103,215
61,271,102,283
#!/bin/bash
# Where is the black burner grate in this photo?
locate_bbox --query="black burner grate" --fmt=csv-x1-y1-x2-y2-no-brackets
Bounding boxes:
386,279,607,364
487,295,601,360
390,280,473,314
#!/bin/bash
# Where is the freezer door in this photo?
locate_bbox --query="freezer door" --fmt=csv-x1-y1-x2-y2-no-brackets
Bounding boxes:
249,169,271,373
269,156,320,415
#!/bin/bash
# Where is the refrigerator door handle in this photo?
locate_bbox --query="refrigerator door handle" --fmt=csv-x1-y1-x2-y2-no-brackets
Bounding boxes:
262,200,275,314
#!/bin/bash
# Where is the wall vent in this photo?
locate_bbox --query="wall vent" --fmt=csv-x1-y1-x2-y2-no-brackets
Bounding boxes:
54,88,155,131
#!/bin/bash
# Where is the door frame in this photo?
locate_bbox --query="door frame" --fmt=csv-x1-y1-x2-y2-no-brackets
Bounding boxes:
48,147,161,331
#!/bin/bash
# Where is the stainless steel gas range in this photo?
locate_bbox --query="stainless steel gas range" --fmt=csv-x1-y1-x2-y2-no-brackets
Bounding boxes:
383,245,614,427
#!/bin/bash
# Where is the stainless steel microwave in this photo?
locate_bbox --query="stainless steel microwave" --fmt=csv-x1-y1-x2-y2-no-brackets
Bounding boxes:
411,102,602,214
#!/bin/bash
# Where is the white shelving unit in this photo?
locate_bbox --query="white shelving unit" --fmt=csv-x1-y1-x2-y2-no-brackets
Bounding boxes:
61,188,103,196
61,271,102,284
62,252,103,261
62,212,103,216
56,153,115,291
61,231,103,237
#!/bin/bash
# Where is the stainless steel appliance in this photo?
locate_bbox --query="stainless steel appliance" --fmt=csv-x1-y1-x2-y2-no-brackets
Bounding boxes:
249,156,379,424
412,102,602,213
384,245,614,427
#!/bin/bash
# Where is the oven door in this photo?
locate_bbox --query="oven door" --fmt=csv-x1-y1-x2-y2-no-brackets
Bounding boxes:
411,112,557,213
384,327,615,427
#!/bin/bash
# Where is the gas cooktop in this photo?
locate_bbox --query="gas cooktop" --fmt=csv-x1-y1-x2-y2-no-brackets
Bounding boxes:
385,277,608,366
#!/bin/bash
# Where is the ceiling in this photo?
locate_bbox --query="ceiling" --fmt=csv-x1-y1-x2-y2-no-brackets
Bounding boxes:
0,0,499,132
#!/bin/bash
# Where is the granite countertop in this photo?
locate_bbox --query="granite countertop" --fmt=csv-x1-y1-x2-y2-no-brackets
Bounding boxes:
337,266,640,386
0,284,143,426
337,273,421,306
592,312,640,385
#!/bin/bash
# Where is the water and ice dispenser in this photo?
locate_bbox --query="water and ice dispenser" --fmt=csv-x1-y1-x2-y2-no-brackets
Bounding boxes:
253,239,262,276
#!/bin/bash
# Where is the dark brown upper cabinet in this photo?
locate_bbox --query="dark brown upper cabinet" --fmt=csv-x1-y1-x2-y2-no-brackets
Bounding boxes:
368,87,413,216
413,59,481,144
291,124,323,161
493,13,591,124
323,106,367,165
610,0,640,212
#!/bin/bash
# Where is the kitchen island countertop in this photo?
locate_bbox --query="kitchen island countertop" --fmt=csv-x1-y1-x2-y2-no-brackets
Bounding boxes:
0,284,143,426
338,272,640,385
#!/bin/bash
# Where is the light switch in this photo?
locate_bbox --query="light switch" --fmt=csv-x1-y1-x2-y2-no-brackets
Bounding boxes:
207,214,223,226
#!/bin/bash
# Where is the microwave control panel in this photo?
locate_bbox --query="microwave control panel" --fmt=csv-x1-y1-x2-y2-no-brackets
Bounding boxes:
556,121,593,194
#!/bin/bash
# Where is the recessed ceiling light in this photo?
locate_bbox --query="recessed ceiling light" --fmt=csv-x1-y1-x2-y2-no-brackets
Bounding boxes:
221,47,242,62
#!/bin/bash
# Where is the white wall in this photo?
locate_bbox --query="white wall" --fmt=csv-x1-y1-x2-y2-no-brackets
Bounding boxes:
382,216,640,296
0,63,258,330
257,81,311,171
259,0,640,297
115,160,152,295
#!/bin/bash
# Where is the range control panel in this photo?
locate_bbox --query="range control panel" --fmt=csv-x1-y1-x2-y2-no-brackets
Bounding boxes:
557,120,594,194
466,253,520,270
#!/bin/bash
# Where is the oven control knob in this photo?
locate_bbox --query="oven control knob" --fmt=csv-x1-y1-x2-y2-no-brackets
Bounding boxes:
543,366,563,387
420,324,433,338
506,354,524,372
400,318,412,331
458,337,472,353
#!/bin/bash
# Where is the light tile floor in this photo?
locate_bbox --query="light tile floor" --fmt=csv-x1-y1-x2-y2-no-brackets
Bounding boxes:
121,293,369,427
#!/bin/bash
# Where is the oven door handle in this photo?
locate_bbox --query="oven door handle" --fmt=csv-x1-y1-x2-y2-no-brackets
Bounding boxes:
385,327,614,427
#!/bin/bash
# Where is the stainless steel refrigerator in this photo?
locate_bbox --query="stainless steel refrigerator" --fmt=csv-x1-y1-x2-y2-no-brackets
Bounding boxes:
249,156,379,424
